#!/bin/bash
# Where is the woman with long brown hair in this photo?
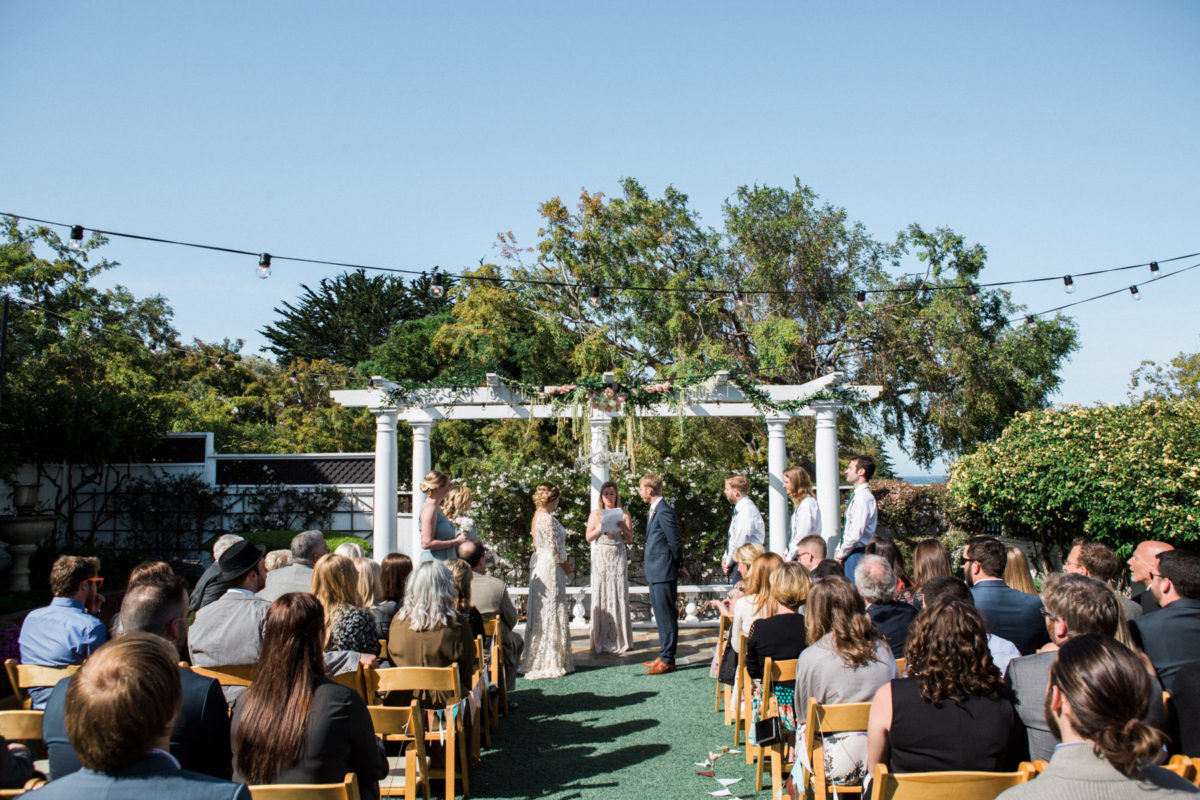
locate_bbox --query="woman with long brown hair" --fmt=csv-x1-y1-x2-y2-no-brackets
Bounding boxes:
866,598,1020,777
719,552,784,687
909,538,953,609
785,576,897,795
232,593,386,798
1004,544,1039,595
783,466,822,562
311,554,379,656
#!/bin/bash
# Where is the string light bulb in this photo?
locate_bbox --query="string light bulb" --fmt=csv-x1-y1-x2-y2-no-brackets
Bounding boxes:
589,285,601,306
856,290,866,310
430,272,444,298
288,370,298,383
1150,261,1160,277
1063,275,1075,294
734,289,745,308
967,284,980,303
1025,315,1036,329
1130,285,1141,301
69,225,84,251
257,253,272,279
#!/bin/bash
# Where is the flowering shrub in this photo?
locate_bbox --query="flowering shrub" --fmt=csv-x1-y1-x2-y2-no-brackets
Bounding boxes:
948,399,1200,558
872,479,950,543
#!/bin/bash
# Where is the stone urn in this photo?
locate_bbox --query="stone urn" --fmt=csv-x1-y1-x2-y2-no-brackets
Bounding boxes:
0,482,55,592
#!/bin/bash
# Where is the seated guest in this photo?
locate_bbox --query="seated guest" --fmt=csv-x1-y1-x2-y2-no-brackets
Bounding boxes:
921,575,1021,675
719,552,783,688
855,555,917,658
263,550,292,572
1128,540,1174,614
965,535,1049,654
786,576,897,796
864,540,914,605
909,539,952,610
352,557,389,640
232,593,387,800
28,634,249,799
375,553,413,639
446,558,485,640
866,599,1022,777
1130,549,1200,693
711,543,767,617
1003,573,1159,762
812,559,846,581
44,575,232,780
746,563,811,745
792,535,828,575
313,554,381,657
1004,545,1039,595
257,530,327,603
109,560,175,636
334,541,364,559
190,534,244,614
996,635,1199,800
459,540,523,695
386,561,475,712
18,555,107,709
1064,539,1141,646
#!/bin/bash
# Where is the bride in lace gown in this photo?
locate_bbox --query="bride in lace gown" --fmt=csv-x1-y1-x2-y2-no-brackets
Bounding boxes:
518,482,575,680
586,481,633,654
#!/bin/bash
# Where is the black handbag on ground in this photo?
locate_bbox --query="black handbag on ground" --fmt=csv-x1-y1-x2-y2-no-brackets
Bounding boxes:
755,715,783,747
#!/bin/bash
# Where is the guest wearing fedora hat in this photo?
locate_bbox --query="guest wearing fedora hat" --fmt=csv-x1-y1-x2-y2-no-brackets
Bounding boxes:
189,541,271,704
189,541,378,704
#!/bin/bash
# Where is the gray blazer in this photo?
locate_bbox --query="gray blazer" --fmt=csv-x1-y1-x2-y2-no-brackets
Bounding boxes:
256,562,315,603
995,742,1199,799
22,752,249,800
471,571,523,671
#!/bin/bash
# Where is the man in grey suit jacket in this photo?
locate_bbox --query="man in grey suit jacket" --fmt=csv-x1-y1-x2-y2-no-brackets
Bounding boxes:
256,530,327,603
32,634,249,800
459,540,523,693
639,473,682,675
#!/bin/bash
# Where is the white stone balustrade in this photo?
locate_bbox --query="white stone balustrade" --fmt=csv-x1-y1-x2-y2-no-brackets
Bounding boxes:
508,583,730,629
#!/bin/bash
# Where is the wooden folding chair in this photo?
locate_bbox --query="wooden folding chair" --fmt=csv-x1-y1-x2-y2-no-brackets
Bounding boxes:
248,771,361,799
369,700,432,800
731,634,750,748
185,663,256,688
380,639,389,659
715,614,732,713
363,666,469,800
4,660,79,709
1166,754,1199,784
0,778,46,799
894,657,906,676
330,664,366,701
798,697,873,800
868,763,1034,800
471,636,491,751
0,710,43,745
481,616,508,717
755,657,799,794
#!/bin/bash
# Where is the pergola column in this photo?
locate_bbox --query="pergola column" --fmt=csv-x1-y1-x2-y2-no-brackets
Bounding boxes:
589,413,612,511
765,416,789,556
371,408,400,562
813,401,841,558
409,419,433,559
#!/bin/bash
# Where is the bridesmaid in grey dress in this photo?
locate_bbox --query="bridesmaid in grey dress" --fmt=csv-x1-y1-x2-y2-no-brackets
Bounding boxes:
586,481,634,654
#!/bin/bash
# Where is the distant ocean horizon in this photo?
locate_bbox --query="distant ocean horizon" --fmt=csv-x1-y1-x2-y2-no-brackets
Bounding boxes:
897,474,948,485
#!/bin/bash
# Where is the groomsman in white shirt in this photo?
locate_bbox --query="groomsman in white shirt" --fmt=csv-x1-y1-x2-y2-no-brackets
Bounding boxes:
834,454,877,579
721,475,765,582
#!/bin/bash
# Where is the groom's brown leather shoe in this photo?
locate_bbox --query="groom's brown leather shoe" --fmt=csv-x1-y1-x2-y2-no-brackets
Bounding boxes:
642,658,663,668
646,661,675,675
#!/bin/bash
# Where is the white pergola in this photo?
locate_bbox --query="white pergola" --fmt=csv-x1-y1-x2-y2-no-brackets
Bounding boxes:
332,371,882,562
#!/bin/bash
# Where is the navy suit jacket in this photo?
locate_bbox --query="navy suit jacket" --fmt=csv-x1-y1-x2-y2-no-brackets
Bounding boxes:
970,579,1048,655
1130,599,1200,693
644,499,682,584
19,752,248,800
867,601,918,659
43,667,231,780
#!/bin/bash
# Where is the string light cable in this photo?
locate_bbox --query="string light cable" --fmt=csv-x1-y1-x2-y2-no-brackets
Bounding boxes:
1012,260,1200,326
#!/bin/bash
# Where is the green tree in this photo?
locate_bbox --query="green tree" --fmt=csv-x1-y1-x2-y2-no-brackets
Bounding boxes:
1129,349,1200,401
260,270,454,368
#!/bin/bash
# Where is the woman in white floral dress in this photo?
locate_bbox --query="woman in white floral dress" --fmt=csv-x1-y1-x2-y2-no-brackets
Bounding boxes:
586,481,633,654
518,483,575,680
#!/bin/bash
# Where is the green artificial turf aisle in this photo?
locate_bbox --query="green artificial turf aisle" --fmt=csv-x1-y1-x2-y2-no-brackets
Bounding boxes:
468,662,770,800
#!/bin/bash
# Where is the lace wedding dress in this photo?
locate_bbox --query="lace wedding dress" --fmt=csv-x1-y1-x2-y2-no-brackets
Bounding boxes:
519,511,575,679
590,508,633,654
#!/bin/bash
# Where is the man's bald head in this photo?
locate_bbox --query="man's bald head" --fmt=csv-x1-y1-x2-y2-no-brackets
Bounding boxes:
1129,540,1174,584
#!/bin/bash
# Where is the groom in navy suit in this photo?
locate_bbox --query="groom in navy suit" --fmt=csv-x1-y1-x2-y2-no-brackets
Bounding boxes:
639,473,683,675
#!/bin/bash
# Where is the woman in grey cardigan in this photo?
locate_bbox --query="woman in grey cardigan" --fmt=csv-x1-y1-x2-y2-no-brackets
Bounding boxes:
997,635,1198,799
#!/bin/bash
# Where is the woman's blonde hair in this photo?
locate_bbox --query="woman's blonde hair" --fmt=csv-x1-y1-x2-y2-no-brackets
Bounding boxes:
443,485,472,519
532,482,560,510
783,466,815,503
734,542,766,570
1004,545,1039,595
746,552,784,617
445,558,473,613
419,470,451,494
770,562,812,610
353,557,383,607
311,554,362,646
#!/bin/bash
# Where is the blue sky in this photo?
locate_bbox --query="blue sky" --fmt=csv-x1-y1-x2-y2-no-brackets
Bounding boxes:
3,2,1198,475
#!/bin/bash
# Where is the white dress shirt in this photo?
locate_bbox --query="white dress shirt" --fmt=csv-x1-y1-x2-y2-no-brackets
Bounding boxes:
785,496,822,560
725,495,765,562
834,483,877,560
